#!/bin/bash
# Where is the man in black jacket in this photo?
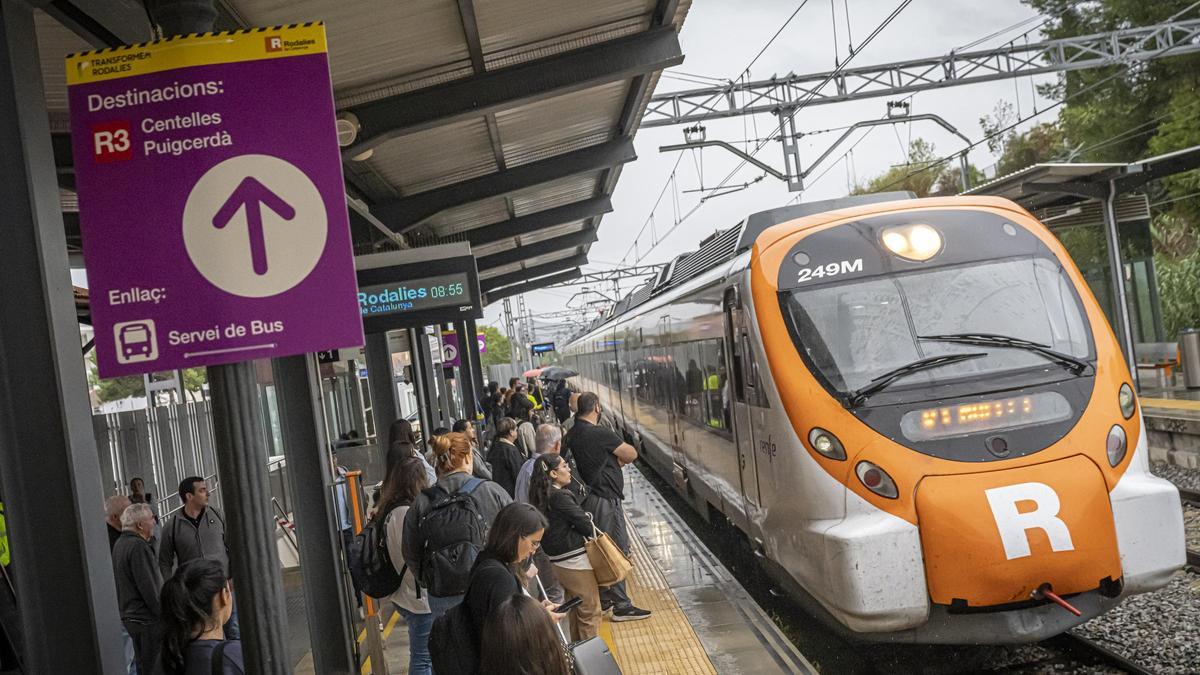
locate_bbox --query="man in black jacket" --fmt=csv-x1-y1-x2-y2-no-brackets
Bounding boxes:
487,417,526,498
112,503,162,675
563,393,651,621
160,476,238,638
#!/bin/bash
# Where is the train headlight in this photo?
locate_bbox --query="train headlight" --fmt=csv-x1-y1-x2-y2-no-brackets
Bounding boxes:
881,224,943,261
855,461,899,499
808,428,846,460
1118,383,1136,419
1106,424,1128,467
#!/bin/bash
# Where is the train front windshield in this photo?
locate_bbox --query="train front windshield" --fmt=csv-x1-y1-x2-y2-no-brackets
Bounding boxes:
783,255,1094,397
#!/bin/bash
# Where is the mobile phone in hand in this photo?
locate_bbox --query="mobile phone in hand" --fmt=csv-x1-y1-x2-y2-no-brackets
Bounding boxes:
554,596,583,613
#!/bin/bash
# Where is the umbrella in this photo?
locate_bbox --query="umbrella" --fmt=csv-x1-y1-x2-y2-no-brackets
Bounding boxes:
540,366,578,380
522,367,543,378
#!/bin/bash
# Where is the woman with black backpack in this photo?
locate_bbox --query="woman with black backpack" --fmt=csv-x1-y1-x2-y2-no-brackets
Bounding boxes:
429,503,566,674
401,432,511,621
381,456,432,675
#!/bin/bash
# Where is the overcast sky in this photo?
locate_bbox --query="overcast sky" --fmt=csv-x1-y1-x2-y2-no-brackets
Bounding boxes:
492,0,1062,343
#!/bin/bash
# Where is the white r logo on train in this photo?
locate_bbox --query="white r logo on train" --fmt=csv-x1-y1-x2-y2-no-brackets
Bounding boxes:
984,482,1075,560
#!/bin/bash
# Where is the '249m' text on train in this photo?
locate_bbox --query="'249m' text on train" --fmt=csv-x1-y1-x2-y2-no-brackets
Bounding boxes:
561,193,1186,643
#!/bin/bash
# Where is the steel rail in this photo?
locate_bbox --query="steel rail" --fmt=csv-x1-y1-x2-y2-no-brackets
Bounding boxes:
1047,632,1157,675
1179,487,1200,568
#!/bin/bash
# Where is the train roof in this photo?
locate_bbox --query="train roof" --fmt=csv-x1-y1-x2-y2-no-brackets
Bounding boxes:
571,192,916,340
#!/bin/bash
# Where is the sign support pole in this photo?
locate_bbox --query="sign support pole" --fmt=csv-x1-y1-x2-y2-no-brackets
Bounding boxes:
465,318,487,413
208,363,289,673
407,328,436,450
153,3,288,673
0,3,125,671
454,320,479,424
365,332,399,451
273,354,356,674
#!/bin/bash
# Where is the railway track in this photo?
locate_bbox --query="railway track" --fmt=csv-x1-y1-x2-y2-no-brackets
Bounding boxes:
1045,632,1157,674
1181,487,1200,569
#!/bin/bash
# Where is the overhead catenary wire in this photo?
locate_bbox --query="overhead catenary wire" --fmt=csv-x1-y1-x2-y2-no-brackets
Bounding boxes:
740,0,813,78
619,0,818,268
697,0,914,201
873,0,1200,194
954,14,1047,52
626,0,914,266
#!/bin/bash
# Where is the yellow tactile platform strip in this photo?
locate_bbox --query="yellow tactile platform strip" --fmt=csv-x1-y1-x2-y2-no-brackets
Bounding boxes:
1143,396,1200,412
601,517,719,675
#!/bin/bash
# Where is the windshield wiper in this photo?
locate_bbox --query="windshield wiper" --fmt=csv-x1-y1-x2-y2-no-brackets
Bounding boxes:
917,333,1091,376
847,352,988,408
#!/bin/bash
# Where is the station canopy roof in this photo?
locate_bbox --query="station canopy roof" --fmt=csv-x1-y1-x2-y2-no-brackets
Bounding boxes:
964,145,1200,210
36,0,690,304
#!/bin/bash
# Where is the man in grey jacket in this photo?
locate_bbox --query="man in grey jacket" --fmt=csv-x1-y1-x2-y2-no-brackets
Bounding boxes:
113,503,161,675
159,476,238,638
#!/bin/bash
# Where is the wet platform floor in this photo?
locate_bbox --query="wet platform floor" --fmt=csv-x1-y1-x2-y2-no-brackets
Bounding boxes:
297,465,815,674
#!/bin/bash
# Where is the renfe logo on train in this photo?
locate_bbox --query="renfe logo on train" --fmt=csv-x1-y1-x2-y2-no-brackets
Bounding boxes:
66,24,364,377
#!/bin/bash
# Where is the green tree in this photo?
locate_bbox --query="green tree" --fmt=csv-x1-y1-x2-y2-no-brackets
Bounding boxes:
852,138,976,197
479,324,513,367
1020,0,1200,339
92,373,144,403
980,101,1069,176
181,368,207,400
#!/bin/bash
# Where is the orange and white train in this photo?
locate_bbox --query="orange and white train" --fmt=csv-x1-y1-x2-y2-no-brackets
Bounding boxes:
560,193,1186,643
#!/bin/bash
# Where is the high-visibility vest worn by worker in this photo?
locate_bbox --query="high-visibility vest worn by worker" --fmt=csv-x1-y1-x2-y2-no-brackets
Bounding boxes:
0,502,9,567
703,374,722,427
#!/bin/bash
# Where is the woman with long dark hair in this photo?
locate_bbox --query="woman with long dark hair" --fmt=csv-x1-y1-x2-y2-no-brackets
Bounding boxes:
159,558,243,674
529,453,601,640
386,418,435,487
462,503,563,641
480,594,572,675
381,456,433,675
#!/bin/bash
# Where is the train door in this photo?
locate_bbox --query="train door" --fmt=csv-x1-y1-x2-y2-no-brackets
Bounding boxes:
723,287,762,514
658,315,689,490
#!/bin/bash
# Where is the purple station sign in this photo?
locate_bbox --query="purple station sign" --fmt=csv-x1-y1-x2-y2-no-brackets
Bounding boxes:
441,332,487,368
67,24,364,377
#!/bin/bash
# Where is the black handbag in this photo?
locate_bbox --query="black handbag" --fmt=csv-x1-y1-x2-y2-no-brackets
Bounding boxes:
536,575,622,675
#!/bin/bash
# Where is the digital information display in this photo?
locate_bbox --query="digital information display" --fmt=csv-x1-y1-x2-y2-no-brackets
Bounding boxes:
531,342,556,354
358,273,471,318
900,391,1072,442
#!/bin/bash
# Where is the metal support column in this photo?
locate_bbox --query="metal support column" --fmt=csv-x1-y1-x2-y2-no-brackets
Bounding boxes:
959,152,972,191
406,328,435,446
155,1,288,670
365,332,399,453
272,355,356,674
454,320,479,422
503,298,520,375
208,364,289,674
465,318,486,406
0,3,123,671
776,107,804,192
346,358,366,435
1102,182,1138,381
432,325,458,423
413,327,446,430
